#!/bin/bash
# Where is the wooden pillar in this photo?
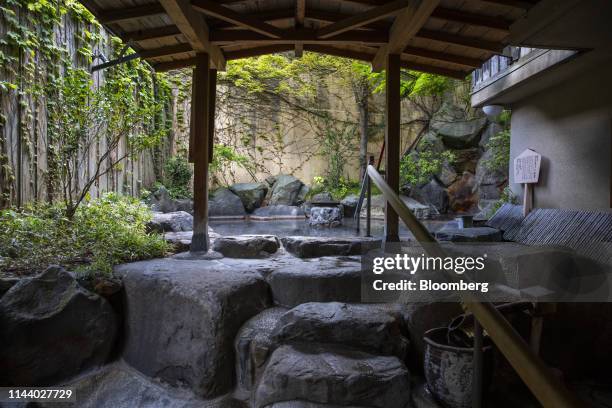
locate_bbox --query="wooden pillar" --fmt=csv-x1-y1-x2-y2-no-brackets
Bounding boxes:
191,53,211,252
384,53,401,244
208,69,217,163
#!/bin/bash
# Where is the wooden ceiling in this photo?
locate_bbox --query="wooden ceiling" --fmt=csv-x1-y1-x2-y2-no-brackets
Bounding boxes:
79,0,540,78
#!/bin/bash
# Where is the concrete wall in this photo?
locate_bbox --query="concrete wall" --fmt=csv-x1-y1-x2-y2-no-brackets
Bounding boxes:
509,61,611,209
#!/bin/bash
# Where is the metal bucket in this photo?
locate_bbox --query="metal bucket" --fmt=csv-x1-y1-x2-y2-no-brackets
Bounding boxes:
424,327,494,408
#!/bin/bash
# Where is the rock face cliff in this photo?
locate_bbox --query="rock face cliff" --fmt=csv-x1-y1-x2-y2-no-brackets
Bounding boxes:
403,102,508,216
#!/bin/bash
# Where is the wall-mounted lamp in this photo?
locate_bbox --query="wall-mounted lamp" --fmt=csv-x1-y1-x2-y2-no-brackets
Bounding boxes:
482,105,504,118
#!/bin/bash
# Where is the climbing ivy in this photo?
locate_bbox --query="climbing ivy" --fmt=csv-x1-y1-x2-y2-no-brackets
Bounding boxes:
0,0,176,209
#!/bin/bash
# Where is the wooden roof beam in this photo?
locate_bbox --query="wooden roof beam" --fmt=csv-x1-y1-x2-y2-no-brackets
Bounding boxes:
139,43,193,60
400,60,467,79
416,29,503,53
125,25,182,42
430,7,511,31
303,45,376,62
476,0,537,10
295,0,306,57
154,57,197,72
208,8,295,29
98,4,165,24
372,0,440,71
159,0,226,70
402,46,482,67
191,0,284,38
316,0,408,39
306,9,390,31
209,29,388,45
224,45,295,60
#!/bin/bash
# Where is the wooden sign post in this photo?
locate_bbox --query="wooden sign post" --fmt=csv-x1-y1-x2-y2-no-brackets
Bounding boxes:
514,149,541,216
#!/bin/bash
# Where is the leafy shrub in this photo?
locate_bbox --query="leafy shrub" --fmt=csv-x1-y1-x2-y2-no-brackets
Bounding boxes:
484,129,511,171
308,176,363,200
163,156,193,199
400,142,456,187
0,194,169,276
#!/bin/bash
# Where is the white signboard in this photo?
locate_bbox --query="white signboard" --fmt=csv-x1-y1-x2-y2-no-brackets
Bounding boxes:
514,149,541,184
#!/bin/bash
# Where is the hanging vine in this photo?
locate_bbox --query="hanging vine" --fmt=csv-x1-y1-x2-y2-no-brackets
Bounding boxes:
0,0,176,209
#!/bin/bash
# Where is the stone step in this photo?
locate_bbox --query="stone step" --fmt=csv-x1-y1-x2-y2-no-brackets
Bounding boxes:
271,302,409,359
234,307,288,394
212,235,280,258
266,257,362,307
281,236,381,258
265,401,369,408
254,344,411,408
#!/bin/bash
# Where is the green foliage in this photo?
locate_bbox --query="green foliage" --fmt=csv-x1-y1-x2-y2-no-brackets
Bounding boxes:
308,176,362,201
163,156,192,199
46,62,166,216
400,141,456,187
0,193,169,276
0,0,173,208
372,70,454,98
319,117,358,187
484,129,511,171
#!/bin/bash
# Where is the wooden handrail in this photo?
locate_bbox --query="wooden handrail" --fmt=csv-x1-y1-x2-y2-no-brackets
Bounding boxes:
366,165,583,408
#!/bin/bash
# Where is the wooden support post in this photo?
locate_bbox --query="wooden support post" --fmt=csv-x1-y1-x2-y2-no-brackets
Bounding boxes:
522,183,533,217
208,69,217,163
384,53,400,245
191,53,211,253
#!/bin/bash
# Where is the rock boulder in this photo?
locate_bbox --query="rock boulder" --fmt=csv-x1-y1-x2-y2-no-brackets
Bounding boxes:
150,186,177,213
230,182,268,213
115,259,271,397
272,302,409,359
212,235,280,258
234,307,287,393
340,195,360,218
447,172,479,214
0,266,117,386
148,211,193,233
209,188,246,217
255,344,411,408
311,192,333,202
269,175,306,206
433,117,487,149
412,179,449,214
309,206,342,227
267,257,363,307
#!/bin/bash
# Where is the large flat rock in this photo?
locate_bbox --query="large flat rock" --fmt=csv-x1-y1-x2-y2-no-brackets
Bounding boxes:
213,235,280,258
254,344,411,408
281,236,381,258
266,257,362,307
115,259,272,398
148,211,193,233
435,226,502,242
271,302,409,359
